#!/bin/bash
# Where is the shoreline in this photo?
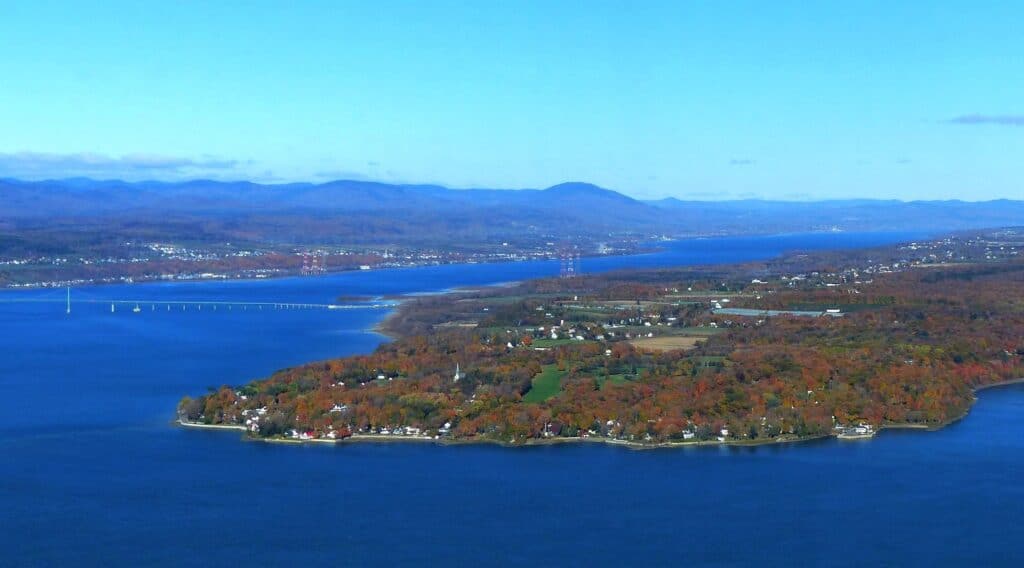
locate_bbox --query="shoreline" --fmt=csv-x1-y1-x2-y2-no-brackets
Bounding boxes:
875,377,1024,435
170,230,1019,452
372,281,525,340
1,227,920,293
176,378,1024,450
0,247,652,292
175,418,828,450
972,377,1024,392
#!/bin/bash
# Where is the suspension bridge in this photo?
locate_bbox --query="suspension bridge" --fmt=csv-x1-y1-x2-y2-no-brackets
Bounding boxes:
0,287,397,314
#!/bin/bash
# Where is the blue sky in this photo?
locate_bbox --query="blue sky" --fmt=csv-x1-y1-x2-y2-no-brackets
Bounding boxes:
0,1,1021,200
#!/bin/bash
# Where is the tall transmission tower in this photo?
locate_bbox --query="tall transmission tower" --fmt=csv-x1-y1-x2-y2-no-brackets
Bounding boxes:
558,246,581,279
300,251,327,276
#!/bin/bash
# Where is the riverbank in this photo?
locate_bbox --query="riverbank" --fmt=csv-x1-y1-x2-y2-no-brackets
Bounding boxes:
1,247,651,291
973,377,1024,392
875,377,1024,436
372,281,522,340
177,418,831,450
179,378,1024,450
176,420,246,432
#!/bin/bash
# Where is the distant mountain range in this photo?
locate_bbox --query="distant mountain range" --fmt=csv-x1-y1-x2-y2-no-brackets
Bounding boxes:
1,178,1022,244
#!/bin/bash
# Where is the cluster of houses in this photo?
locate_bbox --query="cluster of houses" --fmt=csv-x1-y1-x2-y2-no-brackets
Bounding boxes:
756,233,1024,293
529,310,694,347
284,424,443,441
833,422,876,439
534,320,606,343
241,406,268,433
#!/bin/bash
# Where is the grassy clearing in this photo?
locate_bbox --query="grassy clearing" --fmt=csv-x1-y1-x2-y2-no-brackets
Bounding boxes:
628,336,702,352
586,367,645,389
522,365,567,403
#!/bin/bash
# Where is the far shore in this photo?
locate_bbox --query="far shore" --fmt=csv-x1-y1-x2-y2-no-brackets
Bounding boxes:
0,245,655,292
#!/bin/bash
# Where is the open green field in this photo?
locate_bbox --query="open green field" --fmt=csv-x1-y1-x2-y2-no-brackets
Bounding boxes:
585,365,648,388
522,364,566,403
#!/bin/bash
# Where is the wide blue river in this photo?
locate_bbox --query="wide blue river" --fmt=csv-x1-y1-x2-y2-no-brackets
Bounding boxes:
3,232,1023,566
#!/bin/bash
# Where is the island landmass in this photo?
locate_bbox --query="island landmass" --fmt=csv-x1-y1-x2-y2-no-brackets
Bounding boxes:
179,228,1024,448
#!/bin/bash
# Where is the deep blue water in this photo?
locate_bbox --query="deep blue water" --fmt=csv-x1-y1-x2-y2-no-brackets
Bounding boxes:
4,231,1023,566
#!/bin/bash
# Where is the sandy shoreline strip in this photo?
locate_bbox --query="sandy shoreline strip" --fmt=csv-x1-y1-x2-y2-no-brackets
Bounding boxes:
176,418,822,449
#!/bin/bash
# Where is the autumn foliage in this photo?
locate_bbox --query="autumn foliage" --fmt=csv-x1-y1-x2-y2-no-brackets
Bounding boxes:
181,254,1024,445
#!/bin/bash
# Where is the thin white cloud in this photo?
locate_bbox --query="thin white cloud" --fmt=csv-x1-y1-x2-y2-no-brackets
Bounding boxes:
946,114,1024,126
0,151,242,179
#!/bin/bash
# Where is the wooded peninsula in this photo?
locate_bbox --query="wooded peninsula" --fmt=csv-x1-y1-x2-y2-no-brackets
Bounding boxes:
179,230,1024,447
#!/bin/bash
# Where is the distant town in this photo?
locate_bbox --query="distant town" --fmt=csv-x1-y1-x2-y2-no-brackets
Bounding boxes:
0,236,647,289
6,227,1022,291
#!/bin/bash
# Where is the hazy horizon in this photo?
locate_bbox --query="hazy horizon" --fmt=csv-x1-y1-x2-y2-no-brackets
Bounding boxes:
2,1,1023,201
3,175,1023,205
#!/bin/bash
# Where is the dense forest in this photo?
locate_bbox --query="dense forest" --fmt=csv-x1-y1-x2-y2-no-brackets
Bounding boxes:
180,238,1024,446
